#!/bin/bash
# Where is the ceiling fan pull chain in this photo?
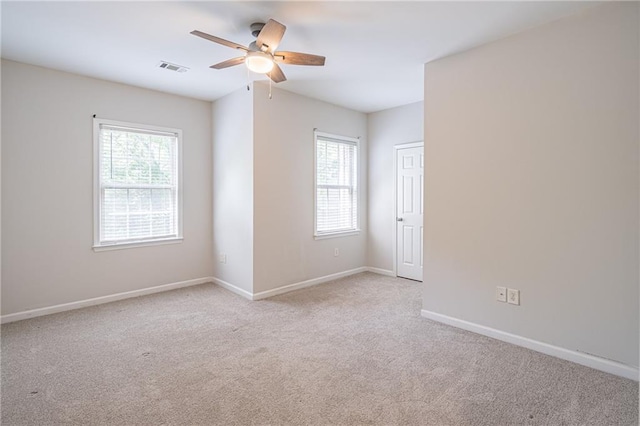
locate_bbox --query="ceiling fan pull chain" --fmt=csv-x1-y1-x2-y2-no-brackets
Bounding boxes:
269,74,273,99
246,66,251,91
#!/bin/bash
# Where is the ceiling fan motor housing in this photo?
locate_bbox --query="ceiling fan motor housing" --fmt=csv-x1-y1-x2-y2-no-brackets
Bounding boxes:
250,22,265,38
248,41,260,52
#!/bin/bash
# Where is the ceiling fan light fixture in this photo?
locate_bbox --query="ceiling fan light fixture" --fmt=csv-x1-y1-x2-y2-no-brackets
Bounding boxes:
192,19,325,84
245,51,274,74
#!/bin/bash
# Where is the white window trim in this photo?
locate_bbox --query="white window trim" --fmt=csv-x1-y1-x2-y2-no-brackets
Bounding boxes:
313,130,361,239
314,230,360,240
93,118,184,251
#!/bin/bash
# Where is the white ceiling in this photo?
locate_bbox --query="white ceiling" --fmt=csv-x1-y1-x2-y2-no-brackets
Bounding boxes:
2,1,597,113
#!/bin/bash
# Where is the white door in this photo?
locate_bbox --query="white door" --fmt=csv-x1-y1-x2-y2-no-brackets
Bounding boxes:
396,145,424,281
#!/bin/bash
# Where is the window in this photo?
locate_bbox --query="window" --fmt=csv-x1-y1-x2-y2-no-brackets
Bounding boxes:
93,118,182,250
314,130,359,238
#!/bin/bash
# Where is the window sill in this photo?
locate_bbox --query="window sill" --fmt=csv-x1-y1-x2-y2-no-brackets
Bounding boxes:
93,237,183,252
314,230,360,240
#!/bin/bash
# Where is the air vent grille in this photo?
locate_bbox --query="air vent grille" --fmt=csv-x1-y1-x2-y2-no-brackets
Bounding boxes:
157,61,189,73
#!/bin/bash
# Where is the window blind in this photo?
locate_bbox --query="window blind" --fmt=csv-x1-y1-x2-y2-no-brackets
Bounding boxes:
315,133,358,235
98,124,179,245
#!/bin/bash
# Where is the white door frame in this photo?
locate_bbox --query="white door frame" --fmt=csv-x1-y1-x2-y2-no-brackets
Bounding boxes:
392,141,424,277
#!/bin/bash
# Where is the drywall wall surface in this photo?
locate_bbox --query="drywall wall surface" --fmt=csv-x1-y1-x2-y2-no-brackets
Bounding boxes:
0,61,3,313
367,101,423,272
211,87,254,293
252,84,368,293
1,60,213,315
423,2,639,367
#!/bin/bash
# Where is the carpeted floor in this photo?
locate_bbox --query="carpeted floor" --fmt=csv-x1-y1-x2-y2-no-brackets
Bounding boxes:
1,272,638,425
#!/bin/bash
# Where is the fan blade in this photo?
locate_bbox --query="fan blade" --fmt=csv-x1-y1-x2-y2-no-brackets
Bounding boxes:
191,30,248,52
274,51,325,66
268,64,287,83
210,57,246,70
256,19,286,53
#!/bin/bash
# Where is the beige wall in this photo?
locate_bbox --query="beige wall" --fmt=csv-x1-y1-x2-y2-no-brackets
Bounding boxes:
423,3,639,367
252,83,368,293
367,102,423,272
1,62,369,308
211,87,254,292
1,60,213,315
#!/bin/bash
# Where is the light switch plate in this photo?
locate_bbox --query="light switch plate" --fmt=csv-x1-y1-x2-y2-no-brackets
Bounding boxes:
496,286,507,302
507,288,520,305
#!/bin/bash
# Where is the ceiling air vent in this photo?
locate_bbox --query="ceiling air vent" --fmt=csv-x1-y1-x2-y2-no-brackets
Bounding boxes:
157,61,189,73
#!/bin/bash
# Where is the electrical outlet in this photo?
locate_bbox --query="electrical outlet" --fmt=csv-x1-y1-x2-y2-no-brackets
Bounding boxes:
507,288,520,305
334,248,339,257
219,253,226,264
496,286,507,302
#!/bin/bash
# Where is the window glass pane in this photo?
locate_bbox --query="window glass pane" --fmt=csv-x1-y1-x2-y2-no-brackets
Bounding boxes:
128,214,151,239
98,122,179,245
103,188,128,212
152,213,173,237
151,188,172,212
315,135,358,234
150,137,174,185
317,187,354,232
128,189,151,212
101,127,175,186
102,189,128,241
127,133,151,184
101,130,129,182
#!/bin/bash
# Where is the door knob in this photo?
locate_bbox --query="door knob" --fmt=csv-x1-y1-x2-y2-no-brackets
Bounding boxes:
397,217,403,222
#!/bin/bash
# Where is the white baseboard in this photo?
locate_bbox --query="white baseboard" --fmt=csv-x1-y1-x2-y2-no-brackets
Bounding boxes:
1,277,213,324
213,267,396,301
252,267,368,300
421,309,639,381
210,277,254,300
1,267,396,324
366,267,395,277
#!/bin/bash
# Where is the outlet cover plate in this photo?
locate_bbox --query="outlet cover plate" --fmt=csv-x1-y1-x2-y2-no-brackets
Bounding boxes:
507,288,520,305
496,286,507,302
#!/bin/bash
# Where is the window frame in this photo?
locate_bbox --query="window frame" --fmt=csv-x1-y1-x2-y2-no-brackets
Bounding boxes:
93,118,183,251
313,130,360,239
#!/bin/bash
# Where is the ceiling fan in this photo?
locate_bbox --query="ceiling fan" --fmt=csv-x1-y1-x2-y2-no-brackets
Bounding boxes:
191,19,325,83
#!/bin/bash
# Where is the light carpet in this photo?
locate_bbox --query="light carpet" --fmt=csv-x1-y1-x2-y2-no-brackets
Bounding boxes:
1,272,638,425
